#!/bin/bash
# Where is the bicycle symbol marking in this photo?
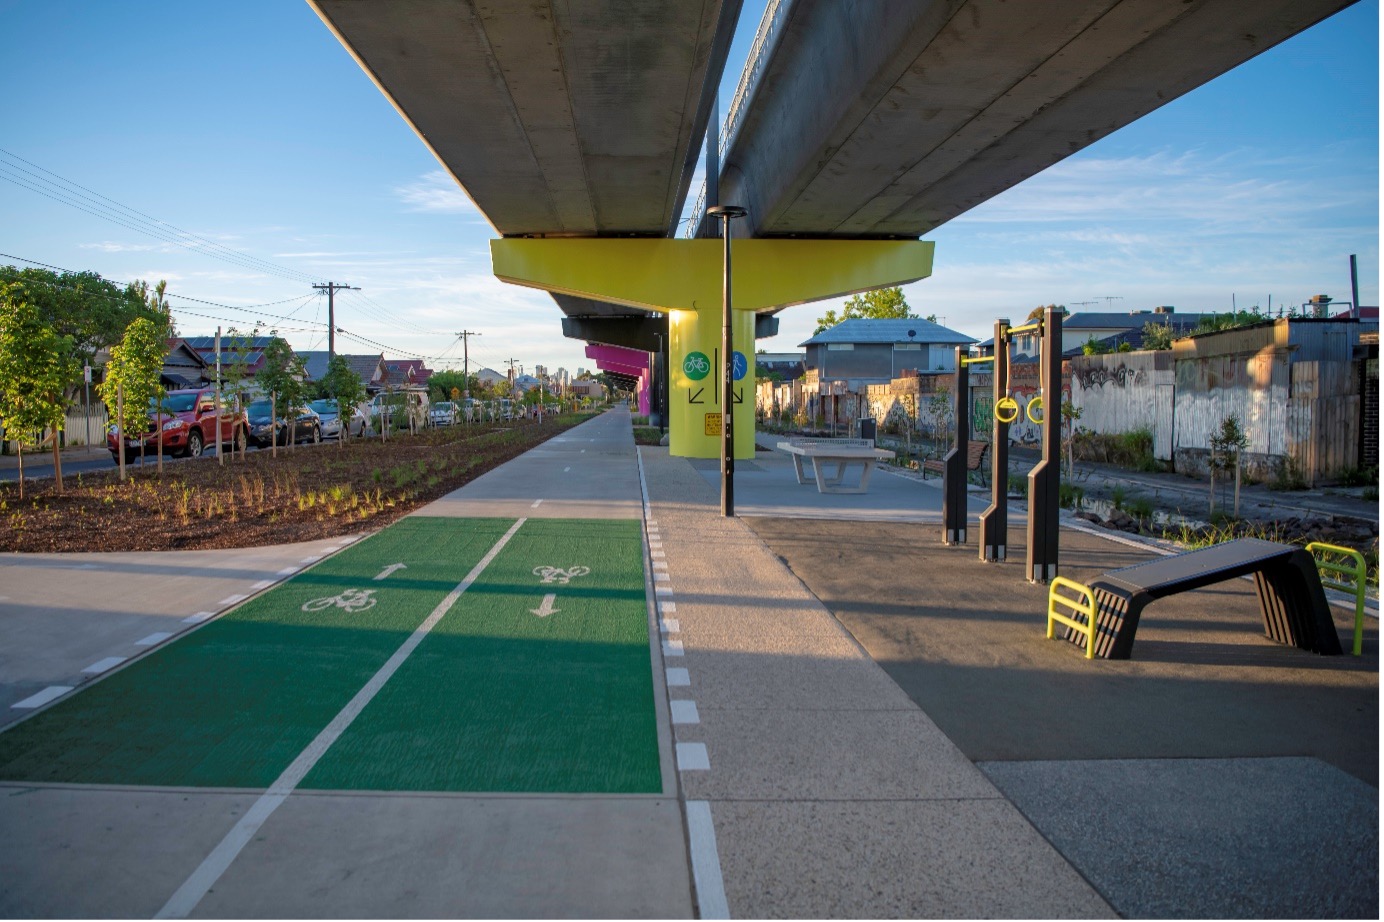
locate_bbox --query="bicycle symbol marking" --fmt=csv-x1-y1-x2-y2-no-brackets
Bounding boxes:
301,588,378,613
533,565,591,585
682,351,711,381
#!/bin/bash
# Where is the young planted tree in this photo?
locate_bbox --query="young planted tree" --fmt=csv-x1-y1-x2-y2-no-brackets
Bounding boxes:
1209,414,1250,518
219,326,262,461
321,355,366,448
98,317,167,482
0,287,80,496
256,337,308,455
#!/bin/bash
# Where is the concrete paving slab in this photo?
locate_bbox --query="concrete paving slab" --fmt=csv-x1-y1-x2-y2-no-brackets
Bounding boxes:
670,648,918,712
709,798,1115,919
677,707,999,802
194,792,694,919
0,783,257,918
0,536,350,720
981,757,1378,919
746,516,1379,785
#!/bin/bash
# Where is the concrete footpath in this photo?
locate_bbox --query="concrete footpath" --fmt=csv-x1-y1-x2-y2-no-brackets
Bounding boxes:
0,407,1375,918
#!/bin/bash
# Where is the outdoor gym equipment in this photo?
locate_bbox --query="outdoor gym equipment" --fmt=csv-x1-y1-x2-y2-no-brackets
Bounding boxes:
974,308,1057,581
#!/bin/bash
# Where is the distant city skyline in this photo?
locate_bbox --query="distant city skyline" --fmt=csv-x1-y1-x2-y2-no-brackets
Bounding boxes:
0,0,1376,371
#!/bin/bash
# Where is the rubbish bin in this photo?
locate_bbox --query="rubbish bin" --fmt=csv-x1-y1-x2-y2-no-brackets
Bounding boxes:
858,417,877,445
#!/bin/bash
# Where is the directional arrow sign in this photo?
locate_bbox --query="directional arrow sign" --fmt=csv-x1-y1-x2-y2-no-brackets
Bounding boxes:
373,563,408,581
688,387,705,405
732,387,743,405
530,593,560,618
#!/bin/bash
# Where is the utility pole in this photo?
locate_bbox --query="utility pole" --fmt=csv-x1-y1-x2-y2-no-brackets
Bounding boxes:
312,282,359,357
458,330,480,397
505,358,520,387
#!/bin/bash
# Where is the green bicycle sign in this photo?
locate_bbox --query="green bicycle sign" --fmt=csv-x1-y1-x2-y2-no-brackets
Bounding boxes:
682,351,711,381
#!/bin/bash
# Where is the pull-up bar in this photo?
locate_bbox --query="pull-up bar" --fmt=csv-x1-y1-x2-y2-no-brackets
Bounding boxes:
960,355,995,366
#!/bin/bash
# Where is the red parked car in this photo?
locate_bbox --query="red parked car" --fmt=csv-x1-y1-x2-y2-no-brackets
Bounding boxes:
107,388,247,461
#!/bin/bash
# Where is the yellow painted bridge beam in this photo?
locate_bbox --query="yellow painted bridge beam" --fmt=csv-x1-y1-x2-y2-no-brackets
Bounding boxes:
491,238,934,313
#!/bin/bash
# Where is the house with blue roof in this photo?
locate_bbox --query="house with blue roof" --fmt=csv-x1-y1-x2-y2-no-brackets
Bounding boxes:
799,318,976,389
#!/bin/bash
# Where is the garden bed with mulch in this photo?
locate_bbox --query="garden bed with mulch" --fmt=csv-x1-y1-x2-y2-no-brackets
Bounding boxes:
0,415,589,553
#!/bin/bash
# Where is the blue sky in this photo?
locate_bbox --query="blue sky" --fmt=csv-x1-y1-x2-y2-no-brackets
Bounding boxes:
0,0,1377,373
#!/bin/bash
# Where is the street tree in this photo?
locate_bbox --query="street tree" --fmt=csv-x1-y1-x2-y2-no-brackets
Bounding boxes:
98,316,168,481
0,285,80,496
0,265,168,397
1026,304,1069,322
321,355,366,447
218,326,262,461
256,336,308,454
814,286,917,334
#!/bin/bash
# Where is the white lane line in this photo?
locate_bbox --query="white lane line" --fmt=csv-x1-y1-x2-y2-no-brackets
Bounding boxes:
659,601,677,614
655,585,673,597
651,550,666,559
156,517,529,920
649,542,662,551
660,619,680,634
300,556,320,564
666,667,690,687
662,639,684,657
686,801,730,919
183,612,214,624
531,498,544,508
646,519,657,526
135,632,173,647
250,580,274,590
564,466,571,472
218,594,247,606
676,742,709,771
580,449,586,453
670,700,700,724
11,686,73,709
653,572,670,582
653,561,668,571
275,567,299,577
83,656,127,674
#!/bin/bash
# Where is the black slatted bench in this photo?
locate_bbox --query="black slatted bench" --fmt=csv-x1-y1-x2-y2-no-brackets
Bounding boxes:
1047,538,1343,660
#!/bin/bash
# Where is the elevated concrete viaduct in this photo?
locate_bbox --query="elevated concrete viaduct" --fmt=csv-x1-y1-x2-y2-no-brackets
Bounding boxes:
716,0,1357,239
311,0,1356,459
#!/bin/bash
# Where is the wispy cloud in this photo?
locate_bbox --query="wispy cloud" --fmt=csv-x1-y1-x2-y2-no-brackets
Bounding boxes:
394,170,484,215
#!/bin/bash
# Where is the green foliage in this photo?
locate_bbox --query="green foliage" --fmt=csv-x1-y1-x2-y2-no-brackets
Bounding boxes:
1268,455,1308,491
0,286,81,491
427,369,473,402
1208,414,1249,473
1140,321,1176,351
1058,481,1084,510
1081,335,1110,355
1026,304,1068,322
814,286,915,334
1117,341,1133,352
320,355,367,438
1194,310,1266,335
1071,427,1162,472
98,317,168,437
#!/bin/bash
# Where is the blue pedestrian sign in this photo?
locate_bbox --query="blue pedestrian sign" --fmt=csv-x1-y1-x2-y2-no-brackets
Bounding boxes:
731,351,748,381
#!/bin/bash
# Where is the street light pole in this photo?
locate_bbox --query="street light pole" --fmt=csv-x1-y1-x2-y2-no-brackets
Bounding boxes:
707,204,747,517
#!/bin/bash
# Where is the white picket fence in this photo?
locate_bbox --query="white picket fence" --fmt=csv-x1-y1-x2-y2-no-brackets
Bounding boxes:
2,407,110,448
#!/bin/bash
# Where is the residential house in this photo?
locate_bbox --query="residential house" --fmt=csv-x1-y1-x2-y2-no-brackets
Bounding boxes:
298,352,387,392
754,351,807,382
181,335,280,378
383,359,433,390
161,339,210,389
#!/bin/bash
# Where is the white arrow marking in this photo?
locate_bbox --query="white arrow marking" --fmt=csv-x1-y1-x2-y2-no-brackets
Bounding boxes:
530,593,560,618
373,563,407,581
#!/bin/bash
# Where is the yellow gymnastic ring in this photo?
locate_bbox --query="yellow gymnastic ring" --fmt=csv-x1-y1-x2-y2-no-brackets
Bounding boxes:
1026,396,1045,424
994,397,1019,424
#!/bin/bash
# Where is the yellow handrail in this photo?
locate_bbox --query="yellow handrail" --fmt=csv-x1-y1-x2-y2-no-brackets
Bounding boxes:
1306,542,1369,656
1047,576,1098,659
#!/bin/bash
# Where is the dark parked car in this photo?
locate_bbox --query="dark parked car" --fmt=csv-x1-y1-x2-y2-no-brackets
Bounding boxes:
107,388,247,461
246,399,322,447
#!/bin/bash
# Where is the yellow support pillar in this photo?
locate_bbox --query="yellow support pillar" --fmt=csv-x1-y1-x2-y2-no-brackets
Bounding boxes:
667,305,756,459
491,237,934,459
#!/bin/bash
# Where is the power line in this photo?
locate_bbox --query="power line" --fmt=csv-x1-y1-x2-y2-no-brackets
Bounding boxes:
0,147,325,285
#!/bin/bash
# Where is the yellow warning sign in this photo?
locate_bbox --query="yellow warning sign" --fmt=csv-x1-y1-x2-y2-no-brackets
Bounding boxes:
704,413,722,437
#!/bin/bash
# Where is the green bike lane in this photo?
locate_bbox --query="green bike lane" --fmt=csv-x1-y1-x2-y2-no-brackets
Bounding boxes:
0,515,657,794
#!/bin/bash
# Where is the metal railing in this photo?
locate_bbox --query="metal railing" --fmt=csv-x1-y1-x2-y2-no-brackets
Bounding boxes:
682,0,791,237
1047,577,1099,659
1306,542,1369,656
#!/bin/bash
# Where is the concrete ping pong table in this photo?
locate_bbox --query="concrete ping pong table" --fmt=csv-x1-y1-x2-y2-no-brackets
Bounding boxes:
776,438,896,495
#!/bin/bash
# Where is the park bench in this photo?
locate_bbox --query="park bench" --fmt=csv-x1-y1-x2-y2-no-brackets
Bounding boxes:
1046,537,1343,660
922,440,989,486
776,438,895,495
